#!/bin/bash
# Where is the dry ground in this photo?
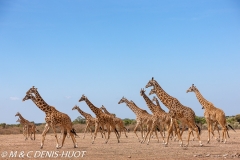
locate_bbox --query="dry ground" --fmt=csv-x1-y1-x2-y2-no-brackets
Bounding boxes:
0,130,240,160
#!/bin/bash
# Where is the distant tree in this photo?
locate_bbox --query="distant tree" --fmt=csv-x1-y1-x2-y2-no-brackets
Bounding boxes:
0,123,6,129
195,116,206,129
73,116,86,124
195,116,206,124
235,114,240,123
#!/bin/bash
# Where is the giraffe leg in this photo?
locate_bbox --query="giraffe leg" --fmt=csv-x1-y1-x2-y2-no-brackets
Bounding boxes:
68,128,78,148
25,125,29,140
222,125,227,143
165,118,175,147
156,123,164,144
83,123,90,139
40,123,50,149
123,126,128,138
215,123,220,141
105,124,111,144
92,122,99,144
33,126,36,140
184,126,193,147
140,124,144,140
133,123,142,142
60,128,67,148
206,118,211,143
190,123,203,147
51,125,61,149
141,123,152,144
146,125,155,145
99,124,105,139
173,120,183,146
110,124,120,143
191,129,195,141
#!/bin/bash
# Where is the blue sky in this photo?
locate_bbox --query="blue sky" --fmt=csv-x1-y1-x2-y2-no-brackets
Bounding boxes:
0,1,240,124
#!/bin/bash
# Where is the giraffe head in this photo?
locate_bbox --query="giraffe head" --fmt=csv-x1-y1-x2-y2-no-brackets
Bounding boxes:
100,105,106,110
118,96,127,104
79,94,87,102
16,118,21,122
149,88,156,95
72,105,79,110
186,84,198,93
26,86,38,95
140,88,146,96
145,77,155,88
152,96,158,103
22,94,33,102
15,112,21,117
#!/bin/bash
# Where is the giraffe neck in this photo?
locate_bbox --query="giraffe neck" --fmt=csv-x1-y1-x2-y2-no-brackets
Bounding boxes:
153,98,165,112
194,89,211,110
32,90,53,113
153,80,179,109
142,92,157,114
18,114,26,121
76,107,91,119
124,100,142,115
102,108,111,115
84,98,102,116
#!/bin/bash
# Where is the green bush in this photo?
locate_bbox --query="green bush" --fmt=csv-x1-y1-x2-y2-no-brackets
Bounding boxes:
122,118,136,126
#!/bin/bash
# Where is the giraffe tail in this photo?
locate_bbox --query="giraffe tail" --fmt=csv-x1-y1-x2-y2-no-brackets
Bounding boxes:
227,124,236,132
156,127,160,132
70,128,79,137
196,124,201,135
124,127,129,133
115,128,119,137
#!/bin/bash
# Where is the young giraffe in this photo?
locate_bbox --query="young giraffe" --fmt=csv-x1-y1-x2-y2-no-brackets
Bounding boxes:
22,86,78,149
78,94,120,144
139,88,166,144
16,118,32,139
15,112,36,140
118,97,159,143
146,77,202,147
72,105,105,139
100,105,128,138
186,84,235,143
16,118,39,138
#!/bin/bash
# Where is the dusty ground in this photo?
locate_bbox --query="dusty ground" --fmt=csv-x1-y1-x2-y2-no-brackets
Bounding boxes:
0,130,239,160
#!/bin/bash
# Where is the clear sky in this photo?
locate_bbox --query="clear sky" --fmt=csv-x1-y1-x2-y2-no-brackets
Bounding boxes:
0,1,240,124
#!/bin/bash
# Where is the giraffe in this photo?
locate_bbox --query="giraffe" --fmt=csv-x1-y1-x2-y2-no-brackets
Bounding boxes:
22,94,66,140
186,84,235,143
15,112,36,140
100,105,128,138
16,118,32,139
78,94,120,144
140,88,167,144
145,77,202,147
72,105,105,139
22,86,78,149
118,97,159,143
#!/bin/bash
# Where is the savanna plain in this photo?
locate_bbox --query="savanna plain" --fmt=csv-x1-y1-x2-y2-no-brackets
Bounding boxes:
0,130,240,160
